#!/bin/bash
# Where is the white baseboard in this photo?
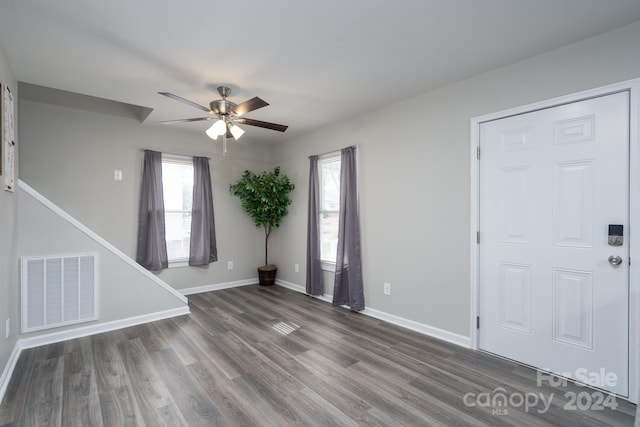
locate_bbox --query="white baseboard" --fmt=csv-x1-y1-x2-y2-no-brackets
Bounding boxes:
276,279,471,348
19,306,190,350
361,307,470,348
276,279,326,297
0,340,22,407
0,306,189,404
180,278,257,295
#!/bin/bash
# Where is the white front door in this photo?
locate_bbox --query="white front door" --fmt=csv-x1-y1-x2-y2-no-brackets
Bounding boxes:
479,91,629,396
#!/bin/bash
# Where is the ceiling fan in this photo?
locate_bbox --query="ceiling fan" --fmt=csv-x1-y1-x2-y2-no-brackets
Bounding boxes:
159,86,288,155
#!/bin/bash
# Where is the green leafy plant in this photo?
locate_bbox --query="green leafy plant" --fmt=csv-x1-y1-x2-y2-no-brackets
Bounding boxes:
229,167,295,266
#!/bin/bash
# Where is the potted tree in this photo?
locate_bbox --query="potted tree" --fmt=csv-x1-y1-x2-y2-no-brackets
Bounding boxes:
229,167,295,286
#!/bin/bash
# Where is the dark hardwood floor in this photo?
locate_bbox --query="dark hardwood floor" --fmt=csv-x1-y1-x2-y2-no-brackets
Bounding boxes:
0,285,636,426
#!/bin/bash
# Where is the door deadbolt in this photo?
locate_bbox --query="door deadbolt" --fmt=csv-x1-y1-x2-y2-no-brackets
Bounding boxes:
608,224,623,246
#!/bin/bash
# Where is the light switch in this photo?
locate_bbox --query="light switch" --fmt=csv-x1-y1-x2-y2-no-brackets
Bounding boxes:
114,170,123,181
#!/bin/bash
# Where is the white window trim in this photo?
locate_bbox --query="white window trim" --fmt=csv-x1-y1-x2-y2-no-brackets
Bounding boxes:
168,260,189,268
162,153,193,163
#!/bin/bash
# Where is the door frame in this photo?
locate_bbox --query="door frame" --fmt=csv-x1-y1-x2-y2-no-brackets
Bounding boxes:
470,78,640,403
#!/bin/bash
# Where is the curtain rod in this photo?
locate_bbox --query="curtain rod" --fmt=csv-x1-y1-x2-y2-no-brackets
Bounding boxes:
310,145,357,159
141,149,211,160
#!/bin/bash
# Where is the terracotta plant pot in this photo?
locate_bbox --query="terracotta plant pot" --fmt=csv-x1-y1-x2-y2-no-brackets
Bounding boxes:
258,265,277,286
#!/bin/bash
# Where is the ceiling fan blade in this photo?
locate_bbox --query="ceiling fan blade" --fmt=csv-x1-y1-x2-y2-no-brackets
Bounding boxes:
160,117,213,125
231,97,269,116
158,92,211,113
236,118,288,132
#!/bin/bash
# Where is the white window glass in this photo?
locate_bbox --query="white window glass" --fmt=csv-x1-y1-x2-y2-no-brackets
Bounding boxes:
319,156,341,263
162,157,194,263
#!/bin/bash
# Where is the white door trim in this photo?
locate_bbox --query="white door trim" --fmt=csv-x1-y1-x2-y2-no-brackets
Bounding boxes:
470,78,640,403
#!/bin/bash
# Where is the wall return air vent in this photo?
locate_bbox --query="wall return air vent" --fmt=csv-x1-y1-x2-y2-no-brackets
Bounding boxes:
21,253,98,333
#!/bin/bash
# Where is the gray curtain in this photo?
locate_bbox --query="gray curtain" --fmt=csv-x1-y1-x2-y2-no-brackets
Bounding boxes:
189,156,218,266
136,150,168,271
306,155,323,295
333,146,364,311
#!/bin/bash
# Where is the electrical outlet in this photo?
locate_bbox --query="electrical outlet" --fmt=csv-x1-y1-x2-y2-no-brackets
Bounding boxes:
5,318,9,339
295,263,299,273
383,283,391,295
227,261,233,270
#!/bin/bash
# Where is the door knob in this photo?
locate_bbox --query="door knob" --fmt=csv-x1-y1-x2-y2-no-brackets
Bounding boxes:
608,255,623,266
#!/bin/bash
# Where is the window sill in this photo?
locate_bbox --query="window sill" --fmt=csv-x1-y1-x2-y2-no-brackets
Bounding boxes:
321,261,336,272
168,260,189,268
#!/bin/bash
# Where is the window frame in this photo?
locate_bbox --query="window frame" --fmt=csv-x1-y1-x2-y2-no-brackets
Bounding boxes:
161,154,194,268
318,153,341,271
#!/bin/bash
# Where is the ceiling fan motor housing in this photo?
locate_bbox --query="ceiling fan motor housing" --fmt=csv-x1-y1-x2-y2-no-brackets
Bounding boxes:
210,86,236,115
210,99,236,115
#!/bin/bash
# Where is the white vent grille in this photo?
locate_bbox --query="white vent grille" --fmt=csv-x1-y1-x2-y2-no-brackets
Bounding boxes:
21,253,98,333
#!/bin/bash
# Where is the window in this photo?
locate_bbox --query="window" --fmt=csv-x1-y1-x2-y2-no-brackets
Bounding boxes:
162,156,194,265
319,155,341,265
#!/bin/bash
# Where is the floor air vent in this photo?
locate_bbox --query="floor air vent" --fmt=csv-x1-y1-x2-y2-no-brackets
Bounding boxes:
21,253,98,333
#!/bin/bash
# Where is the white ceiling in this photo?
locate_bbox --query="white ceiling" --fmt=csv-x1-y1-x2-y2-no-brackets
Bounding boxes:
1,0,640,144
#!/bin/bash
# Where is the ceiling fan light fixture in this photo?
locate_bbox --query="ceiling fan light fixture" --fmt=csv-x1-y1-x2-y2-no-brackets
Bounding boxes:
229,123,245,140
205,123,219,140
205,119,226,139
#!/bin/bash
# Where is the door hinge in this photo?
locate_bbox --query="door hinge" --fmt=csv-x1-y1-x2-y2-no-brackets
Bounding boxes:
477,146,480,160
476,316,480,329
476,231,480,244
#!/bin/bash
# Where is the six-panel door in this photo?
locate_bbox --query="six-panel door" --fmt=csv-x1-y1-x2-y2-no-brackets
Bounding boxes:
479,91,629,396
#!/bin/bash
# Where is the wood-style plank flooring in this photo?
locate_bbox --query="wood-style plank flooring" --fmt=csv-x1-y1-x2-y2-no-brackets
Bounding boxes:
0,285,636,426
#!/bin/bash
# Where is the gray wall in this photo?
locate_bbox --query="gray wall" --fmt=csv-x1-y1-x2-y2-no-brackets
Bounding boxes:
18,189,186,331
271,20,640,337
0,41,18,380
18,98,273,291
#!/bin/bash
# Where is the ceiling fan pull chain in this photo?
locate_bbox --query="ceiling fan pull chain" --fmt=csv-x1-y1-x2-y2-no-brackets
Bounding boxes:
223,133,227,156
